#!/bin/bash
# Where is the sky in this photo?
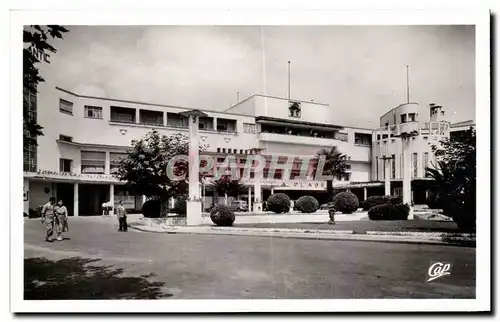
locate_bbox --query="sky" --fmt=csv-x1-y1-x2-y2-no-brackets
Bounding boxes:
40,25,475,128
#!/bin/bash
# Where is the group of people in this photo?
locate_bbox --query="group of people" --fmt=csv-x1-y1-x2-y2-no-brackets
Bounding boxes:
40,197,129,241
40,197,68,242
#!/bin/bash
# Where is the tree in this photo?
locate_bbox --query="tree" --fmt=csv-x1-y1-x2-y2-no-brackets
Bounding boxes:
115,130,206,215
427,127,476,232
212,175,245,205
24,25,69,148
312,147,349,200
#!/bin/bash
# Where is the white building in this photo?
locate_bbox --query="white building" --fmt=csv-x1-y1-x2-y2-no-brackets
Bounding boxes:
23,84,473,216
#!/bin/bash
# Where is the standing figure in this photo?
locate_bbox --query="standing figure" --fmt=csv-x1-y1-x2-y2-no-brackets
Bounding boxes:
54,200,68,240
41,197,56,242
116,201,127,232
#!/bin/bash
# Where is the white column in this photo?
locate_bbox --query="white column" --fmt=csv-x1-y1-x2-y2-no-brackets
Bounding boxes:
402,138,413,219
187,114,202,225
73,183,79,217
23,179,30,214
163,112,167,127
105,151,110,174
363,186,367,201
253,172,262,212
213,117,217,130
248,185,252,211
135,109,140,124
384,159,391,196
109,184,115,215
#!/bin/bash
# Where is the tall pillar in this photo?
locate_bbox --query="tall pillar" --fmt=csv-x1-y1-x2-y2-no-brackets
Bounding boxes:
402,138,413,219
363,186,367,201
248,185,252,211
109,184,115,215
135,109,140,124
23,179,30,214
271,187,275,195
180,110,206,225
253,172,262,212
384,159,391,196
105,151,110,174
73,183,79,217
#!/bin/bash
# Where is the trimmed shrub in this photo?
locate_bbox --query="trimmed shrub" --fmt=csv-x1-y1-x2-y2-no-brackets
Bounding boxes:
368,203,410,220
296,195,319,213
142,199,162,218
361,195,401,211
172,198,187,216
333,191,359,214
210,204,235,226
267,193,291,214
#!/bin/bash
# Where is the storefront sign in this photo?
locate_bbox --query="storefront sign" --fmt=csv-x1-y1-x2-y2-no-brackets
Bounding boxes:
26,170,121,183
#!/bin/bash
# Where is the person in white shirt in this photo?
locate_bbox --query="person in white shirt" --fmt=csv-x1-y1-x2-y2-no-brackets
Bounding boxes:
54,200,68,241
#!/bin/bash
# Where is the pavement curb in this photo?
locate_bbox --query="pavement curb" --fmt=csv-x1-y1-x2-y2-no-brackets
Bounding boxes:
129,222,476,246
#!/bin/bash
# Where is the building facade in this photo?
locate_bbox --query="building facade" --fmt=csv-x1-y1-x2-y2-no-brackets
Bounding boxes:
22,84,473,216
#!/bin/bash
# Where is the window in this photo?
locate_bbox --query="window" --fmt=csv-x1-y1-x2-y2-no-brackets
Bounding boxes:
400,114,407,123
59,158,72,173
343,173,350,181
59,134,73,142
166,113,187,128
111,106,136,123
217,148,221,153
243,123,256,133
217,157,225,163
412,153,418,178
222,148,226,153
408,113,416,122
354,133,371,146
59,99,73,114
375,157,379,180
228,149,232,153
334,132,348,142
23,142,37,172
84,106,103,119
385,122,389,127
110,152,127,174
240,149,243,154
423,152,429,177
81,151,105,174
423,136,428,140
391,155,396,179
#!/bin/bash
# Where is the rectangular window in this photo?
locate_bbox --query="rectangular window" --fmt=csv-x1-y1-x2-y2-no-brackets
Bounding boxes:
23,142,37,172
59,134,73,142
81,151,105,174
400,114,407,123
110,152,127,174
166,113,187,128
243,123,257,133
217,148,221,153
84,106,103,119
59,99,73,114
423,152,429,177
408,113,416,122
354,133,372,146
391,155,396,179
412,153,418,178
334,132,348,142
240,149,243,154
59,158,72,173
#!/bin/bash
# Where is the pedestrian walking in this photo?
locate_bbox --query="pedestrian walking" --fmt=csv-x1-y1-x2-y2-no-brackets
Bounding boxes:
54,199,68,240
116,201,128,232
41,197,56,242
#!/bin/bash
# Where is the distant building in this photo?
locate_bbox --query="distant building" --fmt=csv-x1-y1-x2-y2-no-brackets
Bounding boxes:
449,120,475,141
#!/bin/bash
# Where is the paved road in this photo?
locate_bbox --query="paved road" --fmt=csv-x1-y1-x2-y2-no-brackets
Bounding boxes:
24,216,475,299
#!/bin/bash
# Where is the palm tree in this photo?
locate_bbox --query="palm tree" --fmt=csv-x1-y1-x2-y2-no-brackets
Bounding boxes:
313,147,349,199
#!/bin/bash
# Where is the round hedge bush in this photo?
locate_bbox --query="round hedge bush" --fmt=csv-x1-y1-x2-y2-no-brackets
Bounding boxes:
361,195,402,211
266,193,291,214
142,199,162,218
332,191,359,214
296,195,319,213
368,203,410,220
210,204,235,226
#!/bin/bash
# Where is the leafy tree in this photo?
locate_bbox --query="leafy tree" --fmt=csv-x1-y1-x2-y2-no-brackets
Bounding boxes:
212,175,245,205
24,25,69,148
427,127,476,232
312,147,349,200
115,130,206,214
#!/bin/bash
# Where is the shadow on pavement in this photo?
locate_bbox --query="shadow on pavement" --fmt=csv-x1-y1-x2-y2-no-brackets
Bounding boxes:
24,257,172,300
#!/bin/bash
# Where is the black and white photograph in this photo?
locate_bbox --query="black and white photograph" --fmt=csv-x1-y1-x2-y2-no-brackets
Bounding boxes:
8,4,491,314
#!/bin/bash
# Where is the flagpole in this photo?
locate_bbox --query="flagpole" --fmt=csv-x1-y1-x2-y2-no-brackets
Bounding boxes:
406,65,410,103
288,61,291,100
